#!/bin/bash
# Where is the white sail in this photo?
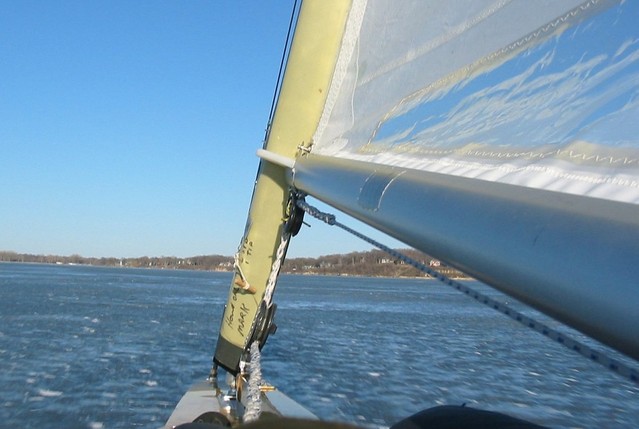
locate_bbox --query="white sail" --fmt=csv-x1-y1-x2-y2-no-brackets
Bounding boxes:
312,0,638,204
288,0,639,362
314,1,639,203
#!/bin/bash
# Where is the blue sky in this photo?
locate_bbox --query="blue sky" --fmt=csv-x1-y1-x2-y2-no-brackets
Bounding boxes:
0,1,402,258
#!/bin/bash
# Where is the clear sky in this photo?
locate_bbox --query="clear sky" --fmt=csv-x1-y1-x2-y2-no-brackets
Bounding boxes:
0,1,403,258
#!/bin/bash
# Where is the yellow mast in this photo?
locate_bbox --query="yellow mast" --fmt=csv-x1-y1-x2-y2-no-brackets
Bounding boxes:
214,0,352,373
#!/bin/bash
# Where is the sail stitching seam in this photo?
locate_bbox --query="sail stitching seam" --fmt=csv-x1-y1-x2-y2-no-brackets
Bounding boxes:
339,152,639,196
296,198,639,385
357,146,639,166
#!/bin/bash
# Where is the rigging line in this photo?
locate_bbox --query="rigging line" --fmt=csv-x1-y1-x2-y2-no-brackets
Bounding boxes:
264,0,300,146
264,232,290,306
243,342,263,423
296,198,639,386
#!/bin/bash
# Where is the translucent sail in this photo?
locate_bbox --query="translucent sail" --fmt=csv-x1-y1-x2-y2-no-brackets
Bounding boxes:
312,0,639,204
289,0,639,362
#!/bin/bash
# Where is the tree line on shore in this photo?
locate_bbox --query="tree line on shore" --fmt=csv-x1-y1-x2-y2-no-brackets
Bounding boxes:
0,249,468,278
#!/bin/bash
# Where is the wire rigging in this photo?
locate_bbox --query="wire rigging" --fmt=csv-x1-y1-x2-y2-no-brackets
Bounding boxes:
296,198,639,386
264,0,300,146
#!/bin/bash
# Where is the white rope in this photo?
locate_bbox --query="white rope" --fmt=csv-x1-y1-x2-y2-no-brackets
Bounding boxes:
241,232,290,422
233,252,252,291
264,233,290,306
243,342,263,423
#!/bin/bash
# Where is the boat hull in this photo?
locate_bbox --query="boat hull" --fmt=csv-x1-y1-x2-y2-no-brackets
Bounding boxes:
163,378,317,428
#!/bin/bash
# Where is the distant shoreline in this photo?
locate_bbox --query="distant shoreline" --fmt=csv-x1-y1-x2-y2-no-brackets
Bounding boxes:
0,249,470,279
0,261,463,281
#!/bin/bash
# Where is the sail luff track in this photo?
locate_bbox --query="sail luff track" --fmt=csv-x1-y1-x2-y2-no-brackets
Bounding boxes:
292,154,639,362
